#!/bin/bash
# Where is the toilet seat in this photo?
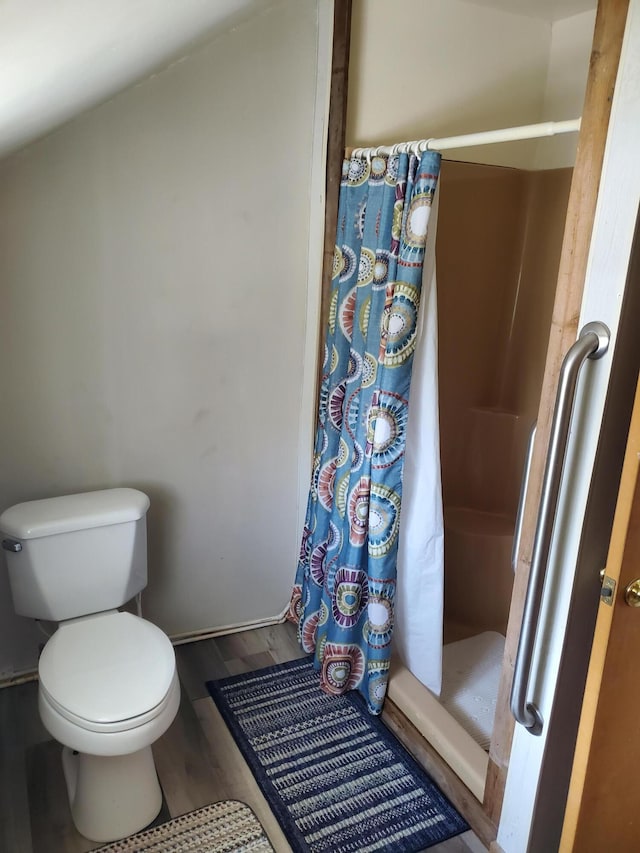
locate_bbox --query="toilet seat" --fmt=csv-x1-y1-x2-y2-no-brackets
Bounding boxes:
38,670,181,757
39,610,176,728
39,674,178,733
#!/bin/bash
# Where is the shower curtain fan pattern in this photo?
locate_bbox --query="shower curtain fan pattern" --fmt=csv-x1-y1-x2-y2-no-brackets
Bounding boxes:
289,149,441,713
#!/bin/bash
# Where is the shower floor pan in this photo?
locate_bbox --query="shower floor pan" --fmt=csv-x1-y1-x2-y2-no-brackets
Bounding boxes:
387,631,505,801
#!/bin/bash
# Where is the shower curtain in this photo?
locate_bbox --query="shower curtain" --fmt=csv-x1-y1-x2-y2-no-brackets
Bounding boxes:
289,149,442,713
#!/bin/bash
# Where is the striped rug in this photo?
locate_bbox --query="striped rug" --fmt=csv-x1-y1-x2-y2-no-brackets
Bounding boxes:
92,800,273,851
207,657,468,853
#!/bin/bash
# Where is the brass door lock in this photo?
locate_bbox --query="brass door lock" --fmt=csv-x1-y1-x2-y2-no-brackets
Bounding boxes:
624,578,640,607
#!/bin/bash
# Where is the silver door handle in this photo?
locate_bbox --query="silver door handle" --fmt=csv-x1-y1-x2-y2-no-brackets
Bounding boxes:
510,321,609,735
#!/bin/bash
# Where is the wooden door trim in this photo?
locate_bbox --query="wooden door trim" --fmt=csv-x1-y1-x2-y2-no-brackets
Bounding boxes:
560,373,640,850
484,0,630,824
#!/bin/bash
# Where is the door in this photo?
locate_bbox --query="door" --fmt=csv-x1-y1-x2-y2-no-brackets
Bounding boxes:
559,372,640,851
493,0,640,850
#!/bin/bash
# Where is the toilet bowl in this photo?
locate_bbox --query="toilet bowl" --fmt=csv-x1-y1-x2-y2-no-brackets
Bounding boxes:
37,610,180,842
0,487,180,842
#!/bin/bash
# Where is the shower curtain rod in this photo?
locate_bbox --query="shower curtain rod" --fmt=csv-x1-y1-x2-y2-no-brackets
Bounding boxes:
347,118,581,158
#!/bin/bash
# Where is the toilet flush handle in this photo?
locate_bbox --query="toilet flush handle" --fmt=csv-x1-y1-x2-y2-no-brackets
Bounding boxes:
1,538,22,553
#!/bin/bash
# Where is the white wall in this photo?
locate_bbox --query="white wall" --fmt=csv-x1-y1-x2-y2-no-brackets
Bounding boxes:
347,0,551,169
347,0,595,170
535,9,597,169
0,0,324,675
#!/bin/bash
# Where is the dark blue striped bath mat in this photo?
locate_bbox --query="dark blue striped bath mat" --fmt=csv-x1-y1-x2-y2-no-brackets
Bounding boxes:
207,657,468,852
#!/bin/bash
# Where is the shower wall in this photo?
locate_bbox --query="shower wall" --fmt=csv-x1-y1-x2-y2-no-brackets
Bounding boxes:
436,160,573,637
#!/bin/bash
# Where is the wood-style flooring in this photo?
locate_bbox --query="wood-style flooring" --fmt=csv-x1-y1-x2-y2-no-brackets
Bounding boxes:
0,621,486,852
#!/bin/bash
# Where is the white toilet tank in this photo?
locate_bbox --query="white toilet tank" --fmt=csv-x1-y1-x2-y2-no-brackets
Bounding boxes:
0,488,150,622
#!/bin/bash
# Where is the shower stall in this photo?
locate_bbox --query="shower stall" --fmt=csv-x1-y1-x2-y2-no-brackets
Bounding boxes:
389,157,573,800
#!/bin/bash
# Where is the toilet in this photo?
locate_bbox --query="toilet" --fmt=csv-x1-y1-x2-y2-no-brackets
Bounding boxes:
0,488,180,843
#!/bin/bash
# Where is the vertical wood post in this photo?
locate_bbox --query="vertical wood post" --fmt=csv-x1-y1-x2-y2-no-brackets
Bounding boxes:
316,1,352,401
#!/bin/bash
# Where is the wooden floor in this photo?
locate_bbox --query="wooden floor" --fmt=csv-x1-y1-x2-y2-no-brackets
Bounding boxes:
0,621,486,852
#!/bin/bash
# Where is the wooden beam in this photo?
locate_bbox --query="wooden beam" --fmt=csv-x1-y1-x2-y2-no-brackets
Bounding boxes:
316,0,352,400
484,0,630,826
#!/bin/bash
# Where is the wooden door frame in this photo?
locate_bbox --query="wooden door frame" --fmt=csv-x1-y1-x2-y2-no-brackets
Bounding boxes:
485,0,630,827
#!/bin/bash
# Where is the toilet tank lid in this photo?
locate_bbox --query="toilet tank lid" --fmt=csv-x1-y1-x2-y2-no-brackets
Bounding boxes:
0,488,150,540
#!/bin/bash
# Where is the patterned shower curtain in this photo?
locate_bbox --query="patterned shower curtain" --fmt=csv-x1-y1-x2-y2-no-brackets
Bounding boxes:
289,149,441,713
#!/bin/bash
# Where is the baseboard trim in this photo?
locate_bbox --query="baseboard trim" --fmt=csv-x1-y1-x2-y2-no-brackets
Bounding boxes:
170,608,289,646
0,668,39,688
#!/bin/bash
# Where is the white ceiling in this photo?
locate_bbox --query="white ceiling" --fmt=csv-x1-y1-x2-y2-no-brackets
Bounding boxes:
463,0,597,22
0,0,271,159
0,0,599,161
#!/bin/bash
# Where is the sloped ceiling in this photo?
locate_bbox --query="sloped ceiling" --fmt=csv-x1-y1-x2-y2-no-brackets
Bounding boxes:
0,0,272,159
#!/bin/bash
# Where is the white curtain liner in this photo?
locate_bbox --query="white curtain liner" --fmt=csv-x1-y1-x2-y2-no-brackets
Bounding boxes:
393,185,444,697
